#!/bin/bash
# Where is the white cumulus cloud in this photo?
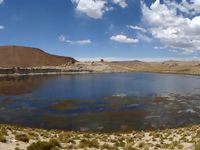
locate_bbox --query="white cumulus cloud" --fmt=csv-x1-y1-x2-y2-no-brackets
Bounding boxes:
71,0,109,19
0,0,4,4
112,0,127,8
165,0,200,15
141,0,200,54
59,35,92,45
71,0,128,19
110,34,138,44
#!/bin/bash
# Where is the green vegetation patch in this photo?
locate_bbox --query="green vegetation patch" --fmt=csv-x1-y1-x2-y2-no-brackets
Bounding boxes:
27,139,61,150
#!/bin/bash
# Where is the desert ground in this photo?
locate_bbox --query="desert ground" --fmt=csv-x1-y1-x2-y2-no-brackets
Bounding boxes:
106,60,200,75
0,124,199,150
71,60,200,75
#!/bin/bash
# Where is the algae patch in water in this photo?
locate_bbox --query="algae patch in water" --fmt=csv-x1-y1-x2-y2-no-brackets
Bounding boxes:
50,100,80,111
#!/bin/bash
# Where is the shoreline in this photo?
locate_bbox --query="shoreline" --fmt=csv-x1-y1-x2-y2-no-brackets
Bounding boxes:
0,124,199,149
1,69,200,78
1,60,200,77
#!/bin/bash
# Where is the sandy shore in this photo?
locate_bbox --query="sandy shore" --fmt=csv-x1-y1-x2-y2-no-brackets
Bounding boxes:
0,124,199,150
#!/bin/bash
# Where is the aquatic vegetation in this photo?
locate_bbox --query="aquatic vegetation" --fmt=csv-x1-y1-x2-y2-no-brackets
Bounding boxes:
50,100,80,111
153,96,166,103
1,93,200,133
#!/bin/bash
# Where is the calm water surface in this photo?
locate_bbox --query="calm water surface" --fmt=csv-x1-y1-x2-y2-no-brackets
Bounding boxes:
0,72,200,132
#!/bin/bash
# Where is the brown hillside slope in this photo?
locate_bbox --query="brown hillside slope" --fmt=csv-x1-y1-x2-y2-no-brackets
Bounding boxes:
0,46,76,68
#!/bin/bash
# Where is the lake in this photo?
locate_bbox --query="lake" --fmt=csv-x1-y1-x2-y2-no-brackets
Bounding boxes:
0,72,200,132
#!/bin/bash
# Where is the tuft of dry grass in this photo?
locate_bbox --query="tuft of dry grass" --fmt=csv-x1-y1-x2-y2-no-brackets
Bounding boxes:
0,124,199,149
27,139,61,150
0,127,7,143
195,140,200,150
15,133,29,143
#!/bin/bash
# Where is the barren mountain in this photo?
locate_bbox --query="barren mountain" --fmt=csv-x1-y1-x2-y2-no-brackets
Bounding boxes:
0,46,76,68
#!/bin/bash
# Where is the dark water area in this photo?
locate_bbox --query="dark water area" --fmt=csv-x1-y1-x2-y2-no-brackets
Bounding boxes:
0,72,200,132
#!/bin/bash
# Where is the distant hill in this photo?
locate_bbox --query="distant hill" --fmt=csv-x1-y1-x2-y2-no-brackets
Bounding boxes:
0,46,76,68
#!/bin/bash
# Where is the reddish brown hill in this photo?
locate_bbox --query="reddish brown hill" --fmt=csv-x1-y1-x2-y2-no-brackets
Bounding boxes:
0,46,76,68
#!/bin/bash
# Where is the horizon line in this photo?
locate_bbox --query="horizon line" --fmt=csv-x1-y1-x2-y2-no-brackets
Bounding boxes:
75,57,200,62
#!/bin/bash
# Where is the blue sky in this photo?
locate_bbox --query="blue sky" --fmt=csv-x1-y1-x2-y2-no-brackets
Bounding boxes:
0,0,200,61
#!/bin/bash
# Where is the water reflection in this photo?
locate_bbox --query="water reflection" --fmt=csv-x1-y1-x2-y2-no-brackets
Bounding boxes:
0,75,53,96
